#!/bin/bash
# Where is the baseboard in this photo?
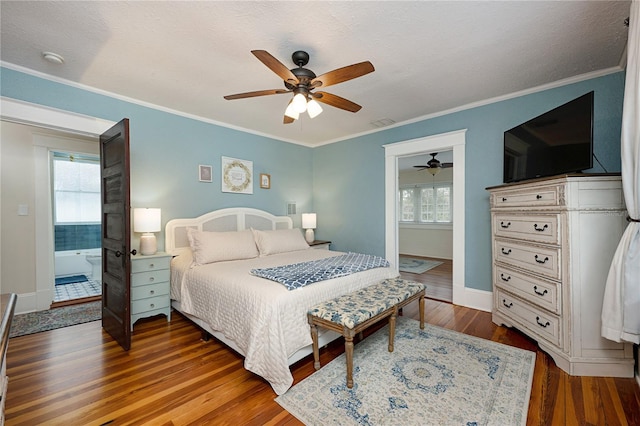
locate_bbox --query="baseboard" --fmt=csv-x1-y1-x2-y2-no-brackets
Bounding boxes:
453,285,492,312
13,292,37,315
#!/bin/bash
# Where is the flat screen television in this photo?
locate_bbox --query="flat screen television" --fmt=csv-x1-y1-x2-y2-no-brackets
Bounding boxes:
503,91,594,183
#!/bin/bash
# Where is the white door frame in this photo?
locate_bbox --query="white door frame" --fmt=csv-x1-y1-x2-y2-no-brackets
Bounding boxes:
384,130,467,306
1,97,115,311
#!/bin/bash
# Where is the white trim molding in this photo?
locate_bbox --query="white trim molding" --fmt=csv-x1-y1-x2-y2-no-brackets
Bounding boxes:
384,129,490,312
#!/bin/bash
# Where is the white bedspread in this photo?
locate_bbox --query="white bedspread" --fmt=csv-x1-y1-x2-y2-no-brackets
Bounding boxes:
170,249,397,395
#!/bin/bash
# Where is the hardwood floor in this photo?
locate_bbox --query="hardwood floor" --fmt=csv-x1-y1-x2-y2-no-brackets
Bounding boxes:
400,255,452,302
5,301,639,425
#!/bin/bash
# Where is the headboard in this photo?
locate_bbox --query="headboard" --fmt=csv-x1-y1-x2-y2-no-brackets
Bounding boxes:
165,207,293,256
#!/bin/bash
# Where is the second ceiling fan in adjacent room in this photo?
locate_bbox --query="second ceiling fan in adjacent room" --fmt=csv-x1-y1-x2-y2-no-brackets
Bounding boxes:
224,50,374,123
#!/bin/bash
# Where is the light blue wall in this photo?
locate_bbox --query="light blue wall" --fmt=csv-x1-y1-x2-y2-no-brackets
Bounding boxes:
313,72,625,292
2,67,625,292
1,67,313,251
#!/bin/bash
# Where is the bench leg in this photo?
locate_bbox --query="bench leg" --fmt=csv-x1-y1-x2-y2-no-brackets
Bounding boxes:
344,328,355,388
419,294,425,330
310,322,320,370
388,307,397,352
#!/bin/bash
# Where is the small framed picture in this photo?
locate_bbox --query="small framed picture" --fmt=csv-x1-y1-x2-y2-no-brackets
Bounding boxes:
260,173,271,189
199,165,213,182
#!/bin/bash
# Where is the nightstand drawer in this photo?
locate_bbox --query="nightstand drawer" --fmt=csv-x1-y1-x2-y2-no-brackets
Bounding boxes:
493,213,560,245
494,238,560,280
494,265,560,314
131,269,170,287
131,256,171,273
131,282,170,300
496,289,561,347
131,295,170,315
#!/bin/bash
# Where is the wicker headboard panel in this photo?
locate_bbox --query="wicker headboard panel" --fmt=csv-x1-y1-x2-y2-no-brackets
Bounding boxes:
165,207,293,256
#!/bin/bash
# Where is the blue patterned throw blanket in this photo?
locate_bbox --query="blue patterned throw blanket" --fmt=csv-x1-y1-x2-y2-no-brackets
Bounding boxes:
251,253,390,290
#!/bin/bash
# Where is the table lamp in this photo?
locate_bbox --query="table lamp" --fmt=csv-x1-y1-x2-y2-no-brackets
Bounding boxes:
133,208,161,255
302,213,317,243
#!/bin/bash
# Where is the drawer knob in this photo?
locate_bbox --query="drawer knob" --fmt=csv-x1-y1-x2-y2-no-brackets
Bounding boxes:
500,221,511,229
533,286,548,296
149,263,155,268
501,248,512,255
534,255,549,264
502,299,513,308
500,273,511,282
150,290,155,295
533,224,548,232
536,194,542,200
150,303,155,308
149,277,155,282
502,197,507,202
536,316,550,328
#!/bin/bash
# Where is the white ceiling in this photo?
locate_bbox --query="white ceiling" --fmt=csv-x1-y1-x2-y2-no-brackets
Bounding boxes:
0,1,631,147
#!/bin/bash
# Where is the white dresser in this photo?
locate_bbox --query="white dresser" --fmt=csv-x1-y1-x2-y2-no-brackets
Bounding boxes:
131,253,172,331
487,174,634,377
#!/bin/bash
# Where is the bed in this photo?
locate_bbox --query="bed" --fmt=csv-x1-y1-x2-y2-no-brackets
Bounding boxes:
165,207,398,395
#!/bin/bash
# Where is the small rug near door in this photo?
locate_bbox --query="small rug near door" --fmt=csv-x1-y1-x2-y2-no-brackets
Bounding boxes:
276,317,535,426
10,301,101,338
55,274,88,285
398,256,443,274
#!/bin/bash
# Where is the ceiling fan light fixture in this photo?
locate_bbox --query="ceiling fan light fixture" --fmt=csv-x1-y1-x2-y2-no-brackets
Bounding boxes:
306,99,323,118
284,102,299,120
427,167,441,176
292,93,308,113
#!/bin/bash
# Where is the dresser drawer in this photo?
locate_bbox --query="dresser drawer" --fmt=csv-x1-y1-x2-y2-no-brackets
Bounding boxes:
493,213,560,245
131,269,170,287
494,238,560,280
494,265,561,314
495,289,561,347
131,256,171,273
131,282,170,300
490,184,561,208
131,294,170,315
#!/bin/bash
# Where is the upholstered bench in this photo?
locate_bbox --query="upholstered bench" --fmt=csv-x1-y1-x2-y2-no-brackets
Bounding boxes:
307,278,425,388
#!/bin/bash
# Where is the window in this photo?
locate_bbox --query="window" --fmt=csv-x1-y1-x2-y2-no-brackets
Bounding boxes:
399,183,452,224
52,153,101,224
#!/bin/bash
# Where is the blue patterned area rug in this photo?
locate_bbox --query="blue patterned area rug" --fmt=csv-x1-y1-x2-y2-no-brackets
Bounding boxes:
398,256,443,274
276,317,535,425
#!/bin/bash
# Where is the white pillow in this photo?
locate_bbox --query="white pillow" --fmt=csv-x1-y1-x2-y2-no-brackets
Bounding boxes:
252,228,310,256
187,229,258,265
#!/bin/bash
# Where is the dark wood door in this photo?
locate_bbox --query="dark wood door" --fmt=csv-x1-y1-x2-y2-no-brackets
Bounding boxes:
100,119,132,351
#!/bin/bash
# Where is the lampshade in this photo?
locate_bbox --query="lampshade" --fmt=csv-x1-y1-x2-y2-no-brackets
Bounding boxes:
133,208,161,232
302,213,317,229
284,102,300,119
306,99,323,118
292,93,308,113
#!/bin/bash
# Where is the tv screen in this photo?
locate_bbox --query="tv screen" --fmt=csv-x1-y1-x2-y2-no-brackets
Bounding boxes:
503,91,593,183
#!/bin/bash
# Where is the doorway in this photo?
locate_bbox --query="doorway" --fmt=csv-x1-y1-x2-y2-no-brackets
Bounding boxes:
397,151,454,302
384,130,466,305
51,150,102,305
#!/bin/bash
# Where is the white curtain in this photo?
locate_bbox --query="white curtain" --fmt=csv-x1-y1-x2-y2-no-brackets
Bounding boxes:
602,0,640,345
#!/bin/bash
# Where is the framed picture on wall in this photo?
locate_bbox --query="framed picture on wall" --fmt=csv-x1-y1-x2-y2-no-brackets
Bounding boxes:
260,173,271,189
221,156,253,194
199,165,213,182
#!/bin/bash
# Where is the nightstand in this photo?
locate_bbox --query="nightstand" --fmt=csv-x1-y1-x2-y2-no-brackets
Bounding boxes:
131,252,172,331
309,240,331,250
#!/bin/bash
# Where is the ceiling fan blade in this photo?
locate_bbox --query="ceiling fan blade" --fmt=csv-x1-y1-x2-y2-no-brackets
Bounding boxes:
441,163,454,168
413,166,429,170
312,91,362,112
283,115,295,124
251,50,298,84
224,89,289,100
311,61,374,89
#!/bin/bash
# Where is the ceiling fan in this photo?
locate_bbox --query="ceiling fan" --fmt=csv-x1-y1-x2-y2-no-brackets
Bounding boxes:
223,50,374,124
413,153,453,176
